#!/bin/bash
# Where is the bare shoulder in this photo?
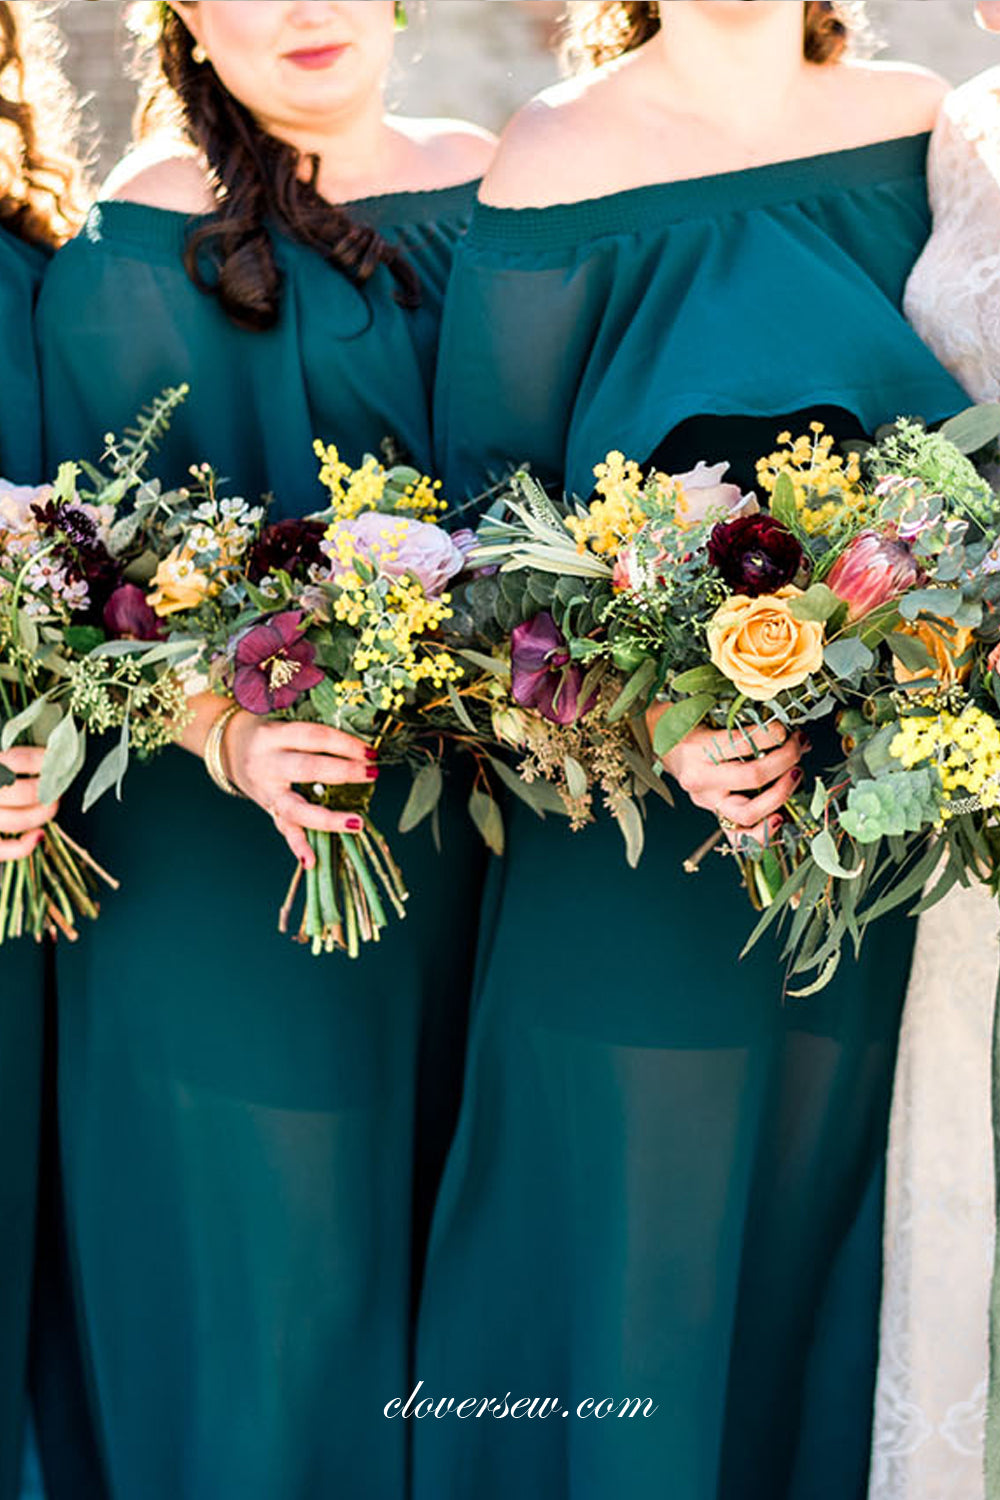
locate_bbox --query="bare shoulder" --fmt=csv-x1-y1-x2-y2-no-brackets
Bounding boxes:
837,60,950,137
101,145,215,213
389,116,498,186
480,63,634,208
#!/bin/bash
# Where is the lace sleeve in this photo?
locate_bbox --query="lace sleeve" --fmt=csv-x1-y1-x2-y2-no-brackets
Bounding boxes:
904,72,1000,404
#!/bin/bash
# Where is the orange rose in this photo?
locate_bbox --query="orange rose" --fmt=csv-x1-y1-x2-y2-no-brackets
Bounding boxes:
893,617,975,687
707,585,825,701
148,548,215,617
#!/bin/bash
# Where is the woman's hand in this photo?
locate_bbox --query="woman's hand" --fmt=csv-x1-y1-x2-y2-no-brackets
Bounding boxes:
648,708,805,845
0,747,58,862
222,712,377,867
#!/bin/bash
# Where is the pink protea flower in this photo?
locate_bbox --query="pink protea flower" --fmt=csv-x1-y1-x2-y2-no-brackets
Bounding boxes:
232,610,324,714
826,531,925,623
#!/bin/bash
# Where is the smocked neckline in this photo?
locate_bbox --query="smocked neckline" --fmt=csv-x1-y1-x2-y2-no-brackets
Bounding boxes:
81,178,481,254
469,132,930,252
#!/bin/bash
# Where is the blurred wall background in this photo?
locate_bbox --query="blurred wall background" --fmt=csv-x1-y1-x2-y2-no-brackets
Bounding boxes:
56,0,994,180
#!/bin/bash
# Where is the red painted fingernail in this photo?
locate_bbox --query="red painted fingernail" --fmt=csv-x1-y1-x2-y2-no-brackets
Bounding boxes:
346,817,363,832
366,765,379,780
791,768,803,785
364,747,378,762
769,816,783,834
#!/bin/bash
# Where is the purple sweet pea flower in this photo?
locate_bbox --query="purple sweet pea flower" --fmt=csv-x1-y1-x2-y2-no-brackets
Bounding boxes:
103,583,163,641
510,612,596,727
232,610,325,715
450,525,497,578
325,511,466,597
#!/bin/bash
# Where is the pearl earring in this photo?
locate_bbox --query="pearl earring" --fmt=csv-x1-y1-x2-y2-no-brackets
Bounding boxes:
192,42,208,65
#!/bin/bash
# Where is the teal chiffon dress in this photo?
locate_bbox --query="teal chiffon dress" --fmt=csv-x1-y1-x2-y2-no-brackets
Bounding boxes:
415,136,968,1500
35,185,488,1499
0,225,48,1500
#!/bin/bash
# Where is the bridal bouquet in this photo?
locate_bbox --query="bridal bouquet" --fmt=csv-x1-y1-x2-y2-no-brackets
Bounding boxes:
0,387,205,942
152,440,481,955
459,405,1000,992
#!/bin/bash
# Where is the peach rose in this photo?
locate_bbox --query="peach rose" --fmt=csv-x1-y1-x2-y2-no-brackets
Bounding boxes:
893,617,975,687
707,585,825,701
148,548,215,617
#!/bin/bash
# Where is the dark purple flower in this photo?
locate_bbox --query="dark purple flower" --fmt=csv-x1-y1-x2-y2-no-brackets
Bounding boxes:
510,612,595,727
32,499,121,613
707,514,803,596
246,518,327,584
103,583,164,641
232,610,325,715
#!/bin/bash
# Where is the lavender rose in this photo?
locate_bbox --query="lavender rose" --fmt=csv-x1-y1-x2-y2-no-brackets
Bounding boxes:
325,512,466,597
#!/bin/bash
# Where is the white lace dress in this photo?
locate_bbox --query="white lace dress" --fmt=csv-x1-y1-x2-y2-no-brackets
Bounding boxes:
869,72,1000,1500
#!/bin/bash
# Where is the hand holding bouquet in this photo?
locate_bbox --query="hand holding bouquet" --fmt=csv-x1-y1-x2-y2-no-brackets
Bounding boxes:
453,404,1000,992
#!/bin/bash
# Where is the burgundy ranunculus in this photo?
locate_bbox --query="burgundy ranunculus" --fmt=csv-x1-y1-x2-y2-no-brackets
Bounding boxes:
246,518,327,584
510,612,595,727
103,583,163,641
707,514,803,596
232,610,325,715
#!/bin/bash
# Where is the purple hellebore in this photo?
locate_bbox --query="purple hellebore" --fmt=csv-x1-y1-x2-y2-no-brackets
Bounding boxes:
232,610,325,715
510,611,595,727
102,583,164,641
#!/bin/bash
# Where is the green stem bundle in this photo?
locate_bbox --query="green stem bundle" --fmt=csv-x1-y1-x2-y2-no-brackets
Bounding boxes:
0,822,119,944
280,815,410,957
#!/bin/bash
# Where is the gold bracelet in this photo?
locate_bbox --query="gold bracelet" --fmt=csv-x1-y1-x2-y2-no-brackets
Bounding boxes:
204,702,245,798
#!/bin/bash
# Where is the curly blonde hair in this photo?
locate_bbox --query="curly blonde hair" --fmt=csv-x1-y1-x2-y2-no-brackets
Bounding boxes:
565,1,869,71
0,1,87,246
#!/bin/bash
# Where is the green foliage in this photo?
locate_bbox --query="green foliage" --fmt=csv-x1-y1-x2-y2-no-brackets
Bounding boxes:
839,768,942,843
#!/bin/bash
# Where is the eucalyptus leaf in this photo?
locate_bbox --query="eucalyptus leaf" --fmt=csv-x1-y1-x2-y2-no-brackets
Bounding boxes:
938,403,1000,455
0,762,13,789
809,828,863,880
457,648,510,679
563,755,587,800
614,796,645,869
606,658,657,724
82,734,130,813
469,789,505,856
446,680,476,734
16,610,38,655
823,637,874,679
888,632,936,674
787,583,841,623
622,748,674,806
398,762,443,834
38,714,85,804
485,755,569,816
1,695,49,751
651,693,716,758
671,664,729,695
897,587,961,622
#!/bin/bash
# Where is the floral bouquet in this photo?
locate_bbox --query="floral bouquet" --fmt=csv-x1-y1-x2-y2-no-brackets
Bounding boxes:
154,441,479,955
0,387,205,942
456,404,1000,992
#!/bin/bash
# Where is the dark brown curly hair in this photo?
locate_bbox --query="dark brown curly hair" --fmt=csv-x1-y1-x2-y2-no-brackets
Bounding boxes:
567,1,866,71
133,1,419,332
0,1,87,247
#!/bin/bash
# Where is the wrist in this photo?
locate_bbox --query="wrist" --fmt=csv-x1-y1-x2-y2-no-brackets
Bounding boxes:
204,702,245,798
